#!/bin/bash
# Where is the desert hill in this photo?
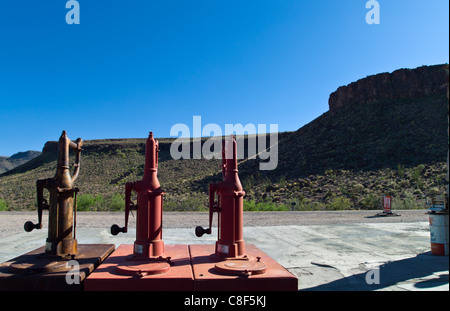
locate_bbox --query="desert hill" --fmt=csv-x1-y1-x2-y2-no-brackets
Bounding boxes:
0,64,448,211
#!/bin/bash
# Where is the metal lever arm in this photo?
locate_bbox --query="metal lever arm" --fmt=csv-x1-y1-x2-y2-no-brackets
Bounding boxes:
195,183,219,237
111,182,135,235
69,138,83,183
24,179,49,232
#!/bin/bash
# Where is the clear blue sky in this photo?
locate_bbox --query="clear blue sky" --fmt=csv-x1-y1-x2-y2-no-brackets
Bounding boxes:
0,0,448,156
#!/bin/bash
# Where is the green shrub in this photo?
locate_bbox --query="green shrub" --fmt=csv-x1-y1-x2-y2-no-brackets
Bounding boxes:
77,194,104,211
287,197,325,211
298,200,325,211
0,198,9,211
242,175,255,191
177,196,208,211
397,164,405,177
277,176,287,187
391,191,423,210
108,192,125,211
326,196,352,210
243,200,289,211
359,194,380,210
412,164,425,189
164,195,208,212
261,176,272,189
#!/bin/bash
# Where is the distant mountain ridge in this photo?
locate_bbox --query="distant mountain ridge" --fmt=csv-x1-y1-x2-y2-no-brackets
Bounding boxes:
0,63,447,211
0,151,41,175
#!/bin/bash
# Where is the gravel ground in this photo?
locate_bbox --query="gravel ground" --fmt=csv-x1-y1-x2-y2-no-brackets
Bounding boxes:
0,210,430,239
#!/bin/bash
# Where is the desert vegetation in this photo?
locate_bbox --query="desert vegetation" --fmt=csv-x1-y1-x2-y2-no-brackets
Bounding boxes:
1,65,447,212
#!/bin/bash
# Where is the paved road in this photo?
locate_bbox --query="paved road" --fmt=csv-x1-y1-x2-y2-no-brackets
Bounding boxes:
0,210,430,238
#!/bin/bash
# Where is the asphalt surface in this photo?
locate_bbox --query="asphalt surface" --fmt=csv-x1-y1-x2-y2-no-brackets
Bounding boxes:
0,209,430,236
0,210,448,291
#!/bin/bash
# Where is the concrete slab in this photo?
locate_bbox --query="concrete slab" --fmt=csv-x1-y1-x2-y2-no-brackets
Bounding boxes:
0,221,448,291
244,223,448,291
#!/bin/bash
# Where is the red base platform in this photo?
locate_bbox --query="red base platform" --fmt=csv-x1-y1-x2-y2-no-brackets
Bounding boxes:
84,244,194,291
85,244,297,291
190,244,298,291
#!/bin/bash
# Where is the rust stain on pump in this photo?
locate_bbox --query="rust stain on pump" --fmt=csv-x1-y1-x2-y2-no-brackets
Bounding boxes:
24,130,83,257
2,131,115,287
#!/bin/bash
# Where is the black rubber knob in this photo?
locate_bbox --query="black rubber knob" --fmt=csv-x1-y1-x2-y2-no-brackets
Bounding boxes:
24,221,38,232
195,226,209,237
111,224,125,236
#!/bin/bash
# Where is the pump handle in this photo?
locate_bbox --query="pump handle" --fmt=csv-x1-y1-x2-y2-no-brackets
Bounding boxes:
24,179,50,232
111,182,135,236
195,183,219,238
65,137,83,183
195,140,226,239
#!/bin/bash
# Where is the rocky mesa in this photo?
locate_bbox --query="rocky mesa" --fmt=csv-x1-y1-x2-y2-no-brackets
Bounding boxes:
328,64,448,111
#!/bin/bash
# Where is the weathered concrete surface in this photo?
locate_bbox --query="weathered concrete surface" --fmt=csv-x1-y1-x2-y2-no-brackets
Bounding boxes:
0,211,448,291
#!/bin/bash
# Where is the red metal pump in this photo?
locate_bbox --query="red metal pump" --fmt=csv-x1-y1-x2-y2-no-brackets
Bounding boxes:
196,135,246,258
196,135,266,275
111,132,171,275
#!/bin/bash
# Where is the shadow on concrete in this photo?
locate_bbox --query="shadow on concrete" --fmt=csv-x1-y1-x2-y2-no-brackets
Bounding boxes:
302,251,449,291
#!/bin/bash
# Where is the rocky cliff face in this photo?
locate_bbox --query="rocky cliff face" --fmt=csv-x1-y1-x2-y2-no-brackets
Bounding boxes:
329,64,448,111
